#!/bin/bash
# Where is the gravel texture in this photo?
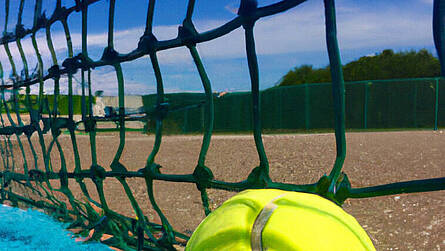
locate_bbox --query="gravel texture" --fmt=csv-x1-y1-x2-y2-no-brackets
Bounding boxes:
5,130,445,250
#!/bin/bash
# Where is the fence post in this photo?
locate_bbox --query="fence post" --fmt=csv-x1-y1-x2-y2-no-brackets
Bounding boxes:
305,84,310,130
364,82,369,129
278,88,283,129
435,78,439,130
201,105,205,131
412,82,418,128
183,109,188,133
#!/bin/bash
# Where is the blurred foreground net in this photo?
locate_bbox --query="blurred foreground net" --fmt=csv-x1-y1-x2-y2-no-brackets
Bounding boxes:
0,0,445,250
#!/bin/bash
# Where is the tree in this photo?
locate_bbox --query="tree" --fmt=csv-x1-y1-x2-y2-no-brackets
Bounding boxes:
277,49,441,86
280,65,331,86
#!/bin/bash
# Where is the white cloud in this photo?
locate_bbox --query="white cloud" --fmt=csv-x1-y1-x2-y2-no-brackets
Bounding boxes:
0,0,436,93
419,0,433,5
224,2,238,15
1,0,435,69
198,0,434,58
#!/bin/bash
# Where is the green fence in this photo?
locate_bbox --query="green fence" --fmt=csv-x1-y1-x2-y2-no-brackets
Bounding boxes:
8,95,95,115
143,77,445,133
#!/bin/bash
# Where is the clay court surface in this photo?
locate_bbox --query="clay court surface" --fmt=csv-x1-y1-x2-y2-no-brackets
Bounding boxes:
6,130,445,250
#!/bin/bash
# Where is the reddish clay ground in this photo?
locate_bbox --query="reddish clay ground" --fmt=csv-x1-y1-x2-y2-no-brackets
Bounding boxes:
5,130,445,250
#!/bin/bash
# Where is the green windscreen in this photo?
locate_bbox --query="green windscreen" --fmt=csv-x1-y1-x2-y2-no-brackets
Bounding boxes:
144,78,444,133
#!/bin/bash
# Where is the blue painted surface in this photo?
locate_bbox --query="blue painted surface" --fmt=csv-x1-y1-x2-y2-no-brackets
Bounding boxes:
0,205,111,251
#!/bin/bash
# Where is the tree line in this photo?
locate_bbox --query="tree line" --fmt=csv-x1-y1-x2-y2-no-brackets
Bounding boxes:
278,49,441,86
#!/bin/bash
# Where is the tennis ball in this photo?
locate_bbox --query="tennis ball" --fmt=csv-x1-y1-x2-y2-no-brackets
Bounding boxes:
186,189,375,251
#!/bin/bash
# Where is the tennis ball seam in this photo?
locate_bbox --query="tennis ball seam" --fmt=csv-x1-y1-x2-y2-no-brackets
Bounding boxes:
251,193,286,251
252,192,374,251
186,190,376,251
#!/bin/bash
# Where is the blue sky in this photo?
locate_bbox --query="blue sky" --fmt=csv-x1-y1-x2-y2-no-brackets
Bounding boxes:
0,0,438,95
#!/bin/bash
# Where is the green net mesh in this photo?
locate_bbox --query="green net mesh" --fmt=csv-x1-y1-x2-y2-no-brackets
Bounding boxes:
0,0,444,250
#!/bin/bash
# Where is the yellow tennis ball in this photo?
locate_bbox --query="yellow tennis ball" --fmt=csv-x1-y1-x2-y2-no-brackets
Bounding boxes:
186,189,375,251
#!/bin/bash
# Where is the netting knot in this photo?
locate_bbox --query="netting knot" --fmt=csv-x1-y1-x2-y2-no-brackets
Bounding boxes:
178,19,198,47
139,163,162,179
0,126,16,136
33,12,48,32
48,64,61,80
59,170,69,188
333,173,351,204
90,164,106,182
15,24,28,39
74,0,88,12
66,118,76,131
110,161,128,180
315,174,330,195
29,169,46,182
101,47,120,64
138,32,158,54
73,53,94,71
239,0,258,15
246,165,270,188
314,173,352,205
23,124,37,137
84,117,96,132
50,118,74,135
62,57,82,75
193,165,214,190
238,0,259,29
50,4,69,22
1,31,14,44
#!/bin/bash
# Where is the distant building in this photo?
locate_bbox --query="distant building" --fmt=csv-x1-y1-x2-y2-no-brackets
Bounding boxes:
18,88,26,95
